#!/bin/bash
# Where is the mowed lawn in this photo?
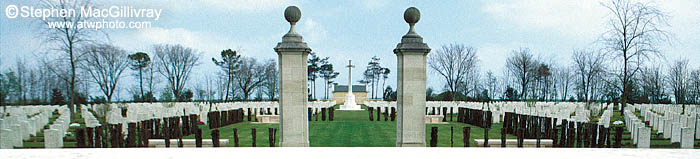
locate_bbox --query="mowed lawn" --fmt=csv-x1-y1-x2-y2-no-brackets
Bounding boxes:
21,105,699,148
185,105,516,147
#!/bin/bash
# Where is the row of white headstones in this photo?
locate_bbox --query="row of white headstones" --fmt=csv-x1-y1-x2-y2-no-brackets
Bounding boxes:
0,105,69,149
98,101,337,143
0,101,337,149
4,101,695,148
43,107,71,148
97,101,336,125
627,104,699,149
365,101,614,126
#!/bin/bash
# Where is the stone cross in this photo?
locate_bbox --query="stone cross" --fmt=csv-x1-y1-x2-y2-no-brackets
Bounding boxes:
340,60,361,110
346,60,355,94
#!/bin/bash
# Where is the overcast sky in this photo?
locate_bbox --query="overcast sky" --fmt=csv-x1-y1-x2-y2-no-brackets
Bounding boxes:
1,0,698,100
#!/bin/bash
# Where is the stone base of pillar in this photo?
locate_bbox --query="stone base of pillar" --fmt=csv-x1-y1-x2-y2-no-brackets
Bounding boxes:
280,141,310,147
397,142,426,147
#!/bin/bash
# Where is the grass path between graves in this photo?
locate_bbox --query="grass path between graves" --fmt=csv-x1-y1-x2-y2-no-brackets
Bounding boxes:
185,105,517,147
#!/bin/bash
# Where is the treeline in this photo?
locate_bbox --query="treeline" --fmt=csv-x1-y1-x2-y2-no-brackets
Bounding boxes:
420,0,700,107
423,45,700,105
0,43,355,106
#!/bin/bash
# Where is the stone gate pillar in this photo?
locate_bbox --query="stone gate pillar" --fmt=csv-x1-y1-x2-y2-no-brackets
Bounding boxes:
395,7,431,147
275,6,311,147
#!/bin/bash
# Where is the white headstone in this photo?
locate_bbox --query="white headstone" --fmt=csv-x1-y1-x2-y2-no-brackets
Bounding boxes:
11,124,23,148
696,118,700,139
671,123,682,143
680,127,694,149
663,119,672,139
637,127,650,148
0,129,12,149
681,116,688,127
673,115,680,123
492,111,500,123
20,120,31,139
657,118,664,134
633,123,640,144
29,118,38,136
44,129,63,148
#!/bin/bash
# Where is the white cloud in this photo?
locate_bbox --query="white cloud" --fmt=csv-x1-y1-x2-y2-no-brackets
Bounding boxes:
300,18,328,44
482,0,608,39
657,0,700,67
477,42,528,72
126,27,276,70
479,0,700,68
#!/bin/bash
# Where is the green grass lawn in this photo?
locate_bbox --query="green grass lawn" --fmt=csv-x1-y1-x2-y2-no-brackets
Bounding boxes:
22,104,697,148
183,105,516,147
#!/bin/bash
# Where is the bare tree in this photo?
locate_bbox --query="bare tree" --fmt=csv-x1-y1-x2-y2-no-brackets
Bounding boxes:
193,81,206,101
601,0,671,111
428,43,479,100
485,71,499,100
572,50,605,103
464,68,483,98
204,73,215,102
37,0,105,119
38,64,51,102
552,65,573,101
506,48,537,100
43,57,80,101
689,69,700,104
639,65,665,103
80,44,129,102
668,59,689,104
145,60,158,101
534,62,552,101
215,72,228,100
262,59,279,100
234,57,266,101
153,44,201,101
28,68,39,103
14,59,27,104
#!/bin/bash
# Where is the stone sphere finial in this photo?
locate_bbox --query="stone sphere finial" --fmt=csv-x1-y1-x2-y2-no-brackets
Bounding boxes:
285,6,301,24
282,6,303,42
404,7,420,24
